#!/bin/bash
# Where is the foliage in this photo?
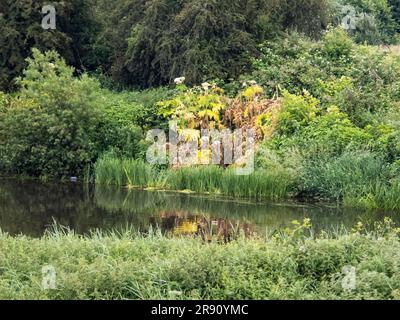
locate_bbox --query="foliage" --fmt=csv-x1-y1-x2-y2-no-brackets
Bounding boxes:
95,156,293,201
299,106,372,155
157,85,227,130
0,50,148,178
1,220,400,299
100,0,332,88
275,91,319,136
0,0,101,91
0,50,103,177
322,26,354,58
247,28,400,126
334,0,398,44
224,85,282,139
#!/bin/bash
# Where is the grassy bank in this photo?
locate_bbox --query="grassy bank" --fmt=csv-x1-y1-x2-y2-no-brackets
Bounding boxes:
301,151,400,210
0,220,400,300
94,155,400,210
94,157,292,201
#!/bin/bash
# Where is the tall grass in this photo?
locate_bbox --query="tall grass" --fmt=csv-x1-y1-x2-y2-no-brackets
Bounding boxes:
95,156,292,201
301,150,400,210
95,156,164,188
0,220,400,300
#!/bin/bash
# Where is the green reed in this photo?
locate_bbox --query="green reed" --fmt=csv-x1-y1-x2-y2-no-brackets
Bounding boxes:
95,156,292,201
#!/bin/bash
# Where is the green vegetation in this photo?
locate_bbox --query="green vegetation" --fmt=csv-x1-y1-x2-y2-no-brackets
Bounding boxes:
0,50,168,178
1,219,400,299
1,3,400,209
95,157,292,201
1,0,400,302
93,29,400,210
2,1,399,91
2,28,400,209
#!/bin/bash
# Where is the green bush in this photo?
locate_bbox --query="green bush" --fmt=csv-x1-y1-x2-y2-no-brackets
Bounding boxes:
322,27,354,58
0,50,151,178
275,91,319,136
247,29,400,127
0,50,103,177
299,106,372,155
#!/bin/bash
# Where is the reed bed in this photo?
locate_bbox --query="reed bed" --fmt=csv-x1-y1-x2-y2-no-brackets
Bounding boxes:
95,156,292,201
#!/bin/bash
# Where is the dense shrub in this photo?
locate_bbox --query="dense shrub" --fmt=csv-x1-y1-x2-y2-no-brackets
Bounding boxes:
247,28,400,126
101,0,332,88
0,50,104,177
0,0,101,91
275,91,319,136
0,50,148,178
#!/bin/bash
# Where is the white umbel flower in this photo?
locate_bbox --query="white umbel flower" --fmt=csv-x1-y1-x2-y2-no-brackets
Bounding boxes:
201,82,211,91
174,77,186,85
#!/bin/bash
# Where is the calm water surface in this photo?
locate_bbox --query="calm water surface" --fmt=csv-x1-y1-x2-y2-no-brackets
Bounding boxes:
0,178,398,237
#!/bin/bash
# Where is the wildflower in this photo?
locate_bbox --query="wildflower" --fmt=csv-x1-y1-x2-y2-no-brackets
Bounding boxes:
299,245,306,253
201,82,211,91
352,222,364,234
302,218,312,229
249,80,257,86
174,77,186,85
291,220,300,226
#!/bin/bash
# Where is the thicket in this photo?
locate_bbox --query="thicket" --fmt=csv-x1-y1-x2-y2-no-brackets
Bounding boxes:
0,50,167,178
6,0,400,90
247,28,400,207
0,0,100,91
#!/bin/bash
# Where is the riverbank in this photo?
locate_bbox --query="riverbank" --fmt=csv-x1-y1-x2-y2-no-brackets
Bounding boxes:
94,156,400,211
94,157,292,201
0,220,399,300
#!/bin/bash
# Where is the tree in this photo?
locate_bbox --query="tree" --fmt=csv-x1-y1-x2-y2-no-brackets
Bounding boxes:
0,0,100,91
0,49,103,177
388,0,400,32
104,0,332,88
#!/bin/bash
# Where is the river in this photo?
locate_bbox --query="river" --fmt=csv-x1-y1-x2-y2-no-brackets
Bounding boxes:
0,178,398,238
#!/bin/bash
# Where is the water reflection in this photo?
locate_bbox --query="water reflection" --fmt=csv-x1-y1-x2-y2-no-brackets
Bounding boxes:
0,178,399,237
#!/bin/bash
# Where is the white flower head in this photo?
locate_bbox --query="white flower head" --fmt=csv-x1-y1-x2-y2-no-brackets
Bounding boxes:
201,82,211,91
249,80,257,86
174,77,186,85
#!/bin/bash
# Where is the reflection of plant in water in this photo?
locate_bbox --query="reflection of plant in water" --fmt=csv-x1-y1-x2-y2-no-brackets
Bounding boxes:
158,211,254,243
174,221,198,235
280,218,313,240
